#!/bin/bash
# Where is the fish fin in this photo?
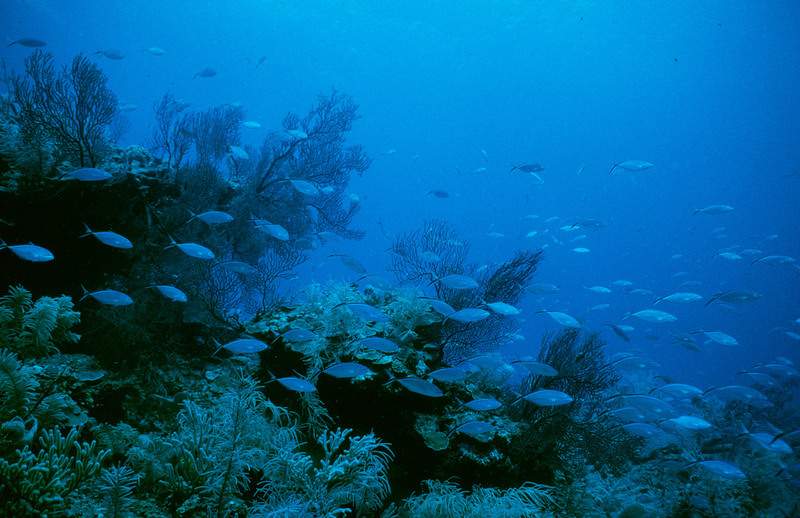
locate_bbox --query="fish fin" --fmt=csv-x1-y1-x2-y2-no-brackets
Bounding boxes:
79,223,93,238
164,234,177,249
382,370,396,387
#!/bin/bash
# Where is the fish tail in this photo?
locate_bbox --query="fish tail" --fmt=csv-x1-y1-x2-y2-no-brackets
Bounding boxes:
7,40,17,47
653,296,663,305
608,162,619,175
210,338,224,357
79,223,93,238
704,294,719,306
0,239,6,250
79,284,90,302
186,209,197,222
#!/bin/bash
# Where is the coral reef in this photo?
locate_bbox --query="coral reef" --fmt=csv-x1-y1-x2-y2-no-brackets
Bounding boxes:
1,51,798,517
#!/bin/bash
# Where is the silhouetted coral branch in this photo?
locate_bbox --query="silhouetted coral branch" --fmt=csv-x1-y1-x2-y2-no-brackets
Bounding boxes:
10,50,117,167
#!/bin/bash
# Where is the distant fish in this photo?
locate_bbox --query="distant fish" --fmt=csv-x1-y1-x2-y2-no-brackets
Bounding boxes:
149,285,187,302
423,297,455,317
254,221,289,241
428,367,467,383
511,360,558,376
0,241,54,262
572,247,591,254
329,253,367,273
539,310,581,328
338,302,388,322
654,292,703,305
510,163,544,174
144,46,166,56
286,128,308,139
427,190,449,198
193,67,217,78
256,55,267,67
464,398,502,411
188,210,234,225
118,103,138,112
608,160,654,175
80,287,133,306
357,336,399,353
752,255,795,265
718,251,742,261
228,145,249,160
528,283,560,294
693,204,734,215
444,308,491,324
221,337,268,354
288,179,319,196
653,383,703,399
628,309,677,323
606,323,631,342
242,120,262,129
666,415,712,431
218,261,257,275
586,285,612,294
694,330,738,347
165,237,215,260
8,38,47,48
392,376,443,397
80,224,133,249
273,375,316,393
706,290,761,306
517,389,573,407
323,362,372,379
280,328,318,343
451,420,495,441
485,301,520,316
61,167,112,182
95,49,125,60
686,460,745,480
671,333,700,352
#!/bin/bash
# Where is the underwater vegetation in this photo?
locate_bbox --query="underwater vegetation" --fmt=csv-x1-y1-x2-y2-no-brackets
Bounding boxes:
0,47,798,518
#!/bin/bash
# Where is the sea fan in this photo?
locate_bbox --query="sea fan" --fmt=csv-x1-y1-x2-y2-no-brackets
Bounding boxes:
400,480,553,517
99,465,138,518
0,349,38,421
0,286,80,358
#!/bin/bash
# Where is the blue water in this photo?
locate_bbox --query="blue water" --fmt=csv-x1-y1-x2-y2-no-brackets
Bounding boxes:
2,1,798,398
